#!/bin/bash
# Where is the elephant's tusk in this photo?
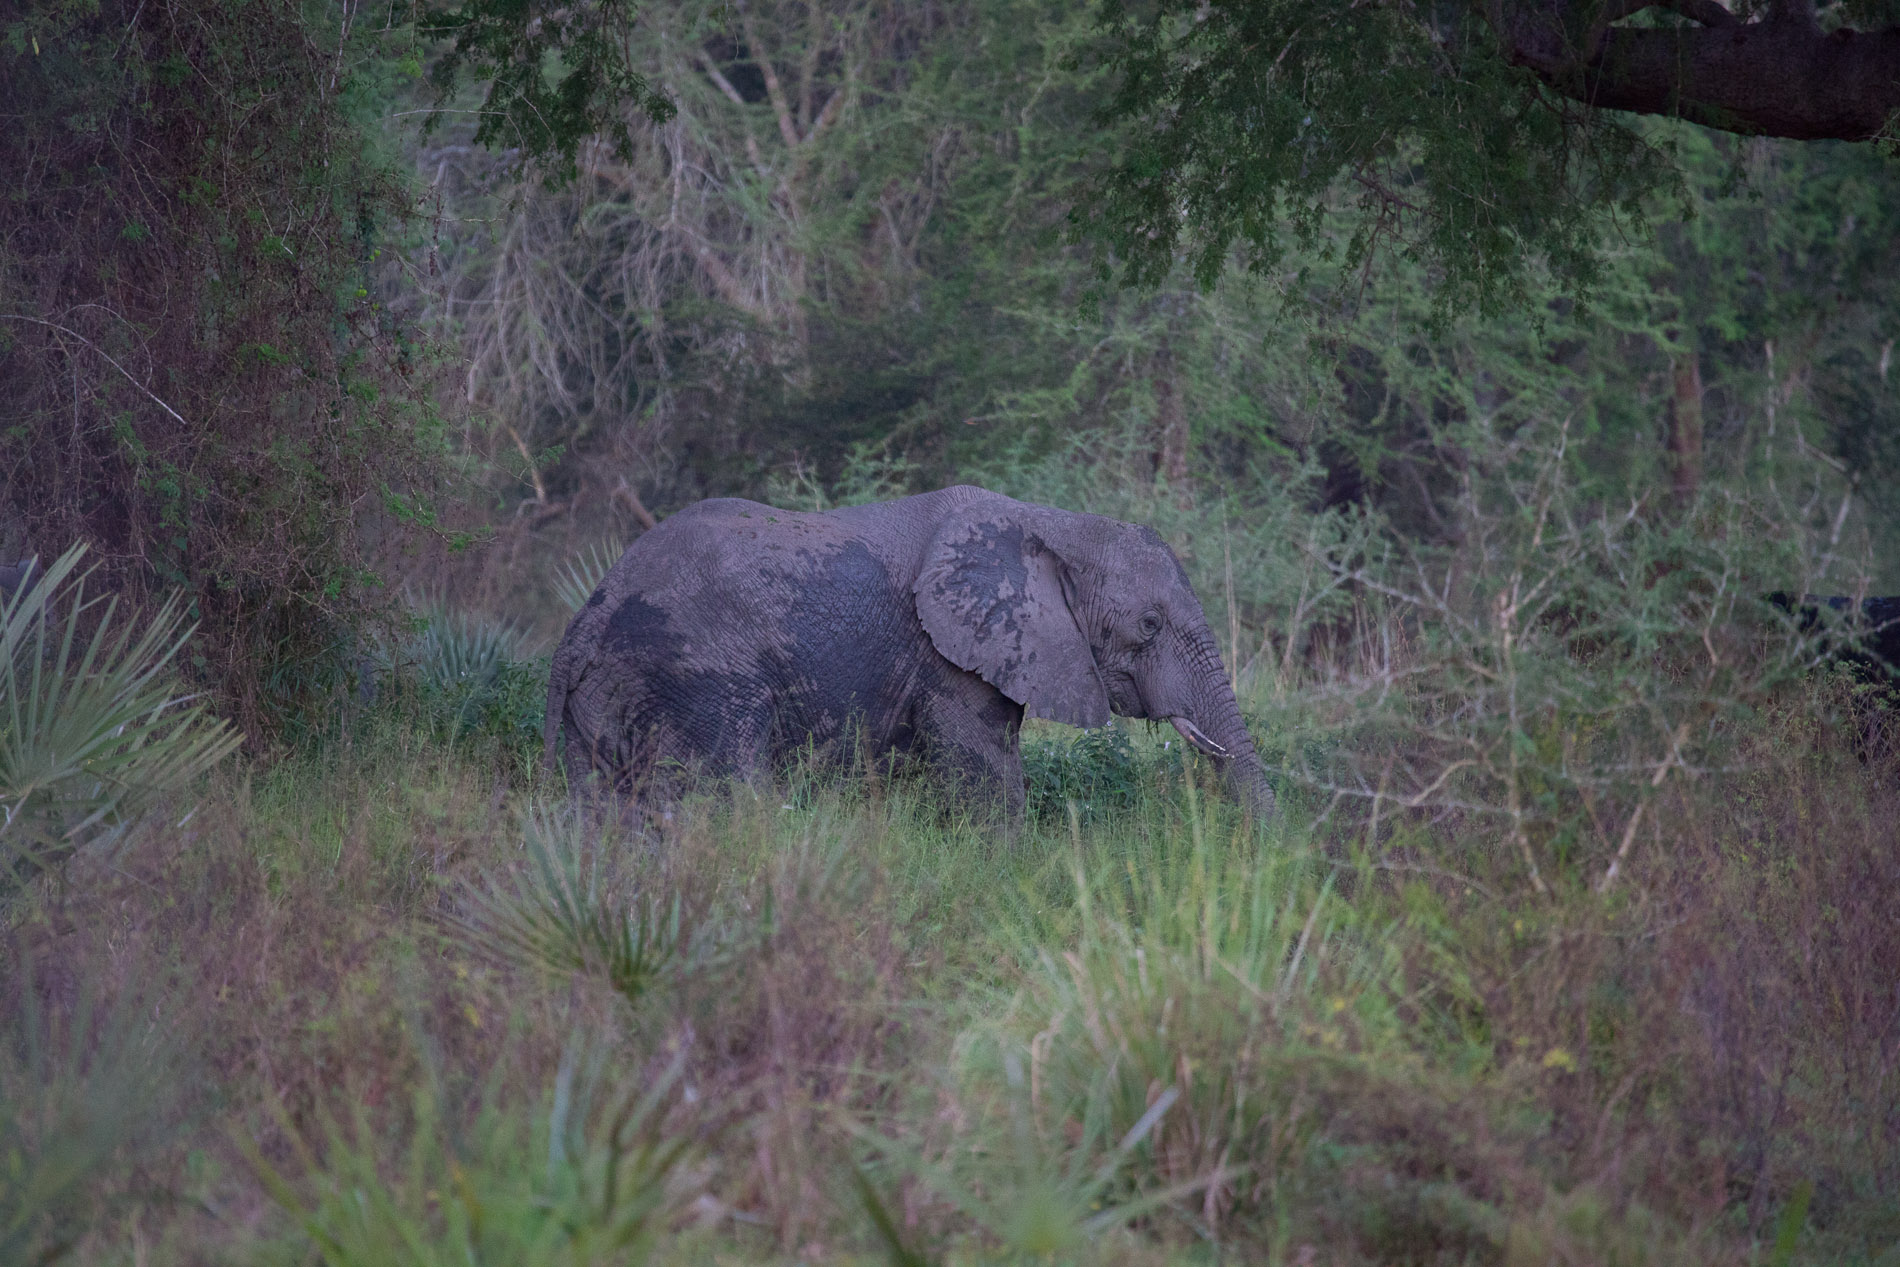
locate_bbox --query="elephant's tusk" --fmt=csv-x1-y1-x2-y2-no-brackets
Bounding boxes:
1168,716,1229,758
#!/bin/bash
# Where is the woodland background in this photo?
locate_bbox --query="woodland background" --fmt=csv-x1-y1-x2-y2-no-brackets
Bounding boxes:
5,1,1900,1263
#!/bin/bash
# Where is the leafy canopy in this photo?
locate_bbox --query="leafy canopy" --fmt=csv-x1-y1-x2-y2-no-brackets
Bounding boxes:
1076,0,1683,315
422,0,675,181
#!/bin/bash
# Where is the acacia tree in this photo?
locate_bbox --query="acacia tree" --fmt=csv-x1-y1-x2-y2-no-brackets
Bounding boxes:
1077,0,1900,313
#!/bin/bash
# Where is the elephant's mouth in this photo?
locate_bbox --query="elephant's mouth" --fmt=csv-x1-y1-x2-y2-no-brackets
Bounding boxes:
1168,716,1229,758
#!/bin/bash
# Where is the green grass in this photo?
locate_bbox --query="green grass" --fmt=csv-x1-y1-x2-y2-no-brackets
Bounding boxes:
5,686,1899,1264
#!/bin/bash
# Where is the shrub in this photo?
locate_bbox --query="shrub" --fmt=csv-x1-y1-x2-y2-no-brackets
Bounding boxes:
0,544,239,897
1022,722,1190,824
0,970,181,1266
552,539,628,615
449,802,679,1010
355,604,547,766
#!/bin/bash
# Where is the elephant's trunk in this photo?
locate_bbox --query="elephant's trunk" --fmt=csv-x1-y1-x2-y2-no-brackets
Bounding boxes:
1173,627,1275,819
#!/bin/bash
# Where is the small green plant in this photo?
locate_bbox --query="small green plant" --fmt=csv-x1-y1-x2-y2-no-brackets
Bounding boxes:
0,969,178,1265
249,1036,693,1267
552,539,626,614
857,1046,1207,1263
410,605,522,695
403,604,544,750
1022,723,1157,823
449,803,677,1009
0,544,240,895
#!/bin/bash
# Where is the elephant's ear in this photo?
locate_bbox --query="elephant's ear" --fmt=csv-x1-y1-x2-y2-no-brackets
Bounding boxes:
914,513,1111,728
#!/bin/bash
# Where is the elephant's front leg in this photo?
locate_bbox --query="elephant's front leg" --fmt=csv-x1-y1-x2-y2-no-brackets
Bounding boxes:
911,671,1026,821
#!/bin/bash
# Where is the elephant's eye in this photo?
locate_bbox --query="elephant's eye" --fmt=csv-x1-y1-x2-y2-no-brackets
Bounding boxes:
1137,610,1163,640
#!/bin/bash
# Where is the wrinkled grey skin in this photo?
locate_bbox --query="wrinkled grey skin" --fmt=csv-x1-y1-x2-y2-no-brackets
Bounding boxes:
545,486,1274,819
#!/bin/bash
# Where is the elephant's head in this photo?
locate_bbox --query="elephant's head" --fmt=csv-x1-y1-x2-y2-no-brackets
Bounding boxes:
913,493,1275,818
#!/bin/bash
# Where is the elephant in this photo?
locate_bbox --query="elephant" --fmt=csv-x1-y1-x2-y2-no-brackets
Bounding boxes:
544,485,1275,819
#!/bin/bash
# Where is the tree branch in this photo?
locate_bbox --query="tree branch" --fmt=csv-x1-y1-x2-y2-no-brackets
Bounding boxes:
694,50,769,173
695,51,750,109
1598,0,1738,27
740,15,803,150
0,314,191,427
1509,12,1900,140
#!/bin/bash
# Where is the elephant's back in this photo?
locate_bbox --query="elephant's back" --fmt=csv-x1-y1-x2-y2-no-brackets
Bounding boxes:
554,494,929,775
569,494,913,681
611,497,863,590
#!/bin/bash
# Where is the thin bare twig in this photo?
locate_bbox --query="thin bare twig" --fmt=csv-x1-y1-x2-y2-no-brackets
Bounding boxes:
1597,721,1692,894
0,314,190,427
505,423,548,505
614,477,659,531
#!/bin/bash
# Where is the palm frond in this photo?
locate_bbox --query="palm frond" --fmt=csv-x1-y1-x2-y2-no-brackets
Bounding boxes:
450,804,676,1008
553,539,626,614
410,607,526,694
0,545,240,895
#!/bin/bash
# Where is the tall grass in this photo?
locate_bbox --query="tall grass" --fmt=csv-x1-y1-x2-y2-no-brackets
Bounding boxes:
6,420,1898,1263
247,1034,695,1267
0,972,180,1265
2,701,1895,1263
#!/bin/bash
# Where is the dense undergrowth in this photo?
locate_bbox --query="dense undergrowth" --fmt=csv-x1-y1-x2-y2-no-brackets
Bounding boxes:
6,637,1900,1263
7,405,1900,1263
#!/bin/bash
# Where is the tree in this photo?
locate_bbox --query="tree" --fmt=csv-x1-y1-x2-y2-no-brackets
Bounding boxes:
1078,0,1900,312
0,0,445,730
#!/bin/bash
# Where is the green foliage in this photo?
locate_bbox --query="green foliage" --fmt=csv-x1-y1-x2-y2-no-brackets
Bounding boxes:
1022,723,1166,823
0,975,178,1266
947,827,1422,1253
399,605,546,755
857,1064,1193,1260
1082,0,1677,315
449,805,679,1009
421,0,675,183
0,545,240,897
249,1038,693,1267
0,0,451,727
552,539,627,614
419,0,1900,580
5,695,1900,1262
1254,413,1830,887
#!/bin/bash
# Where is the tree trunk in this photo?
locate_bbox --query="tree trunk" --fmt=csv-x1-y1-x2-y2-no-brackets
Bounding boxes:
1666,350,1704,506
1500,6,1900,142
1153,345,1192,508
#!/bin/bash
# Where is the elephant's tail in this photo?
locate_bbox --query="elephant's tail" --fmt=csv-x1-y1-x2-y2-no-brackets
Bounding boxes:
543,642,571,779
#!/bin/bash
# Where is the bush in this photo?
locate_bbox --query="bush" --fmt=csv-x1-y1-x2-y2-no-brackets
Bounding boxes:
0,970,181,1266
0,545,239,897
1022,722,1183,824
406,607,545,750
